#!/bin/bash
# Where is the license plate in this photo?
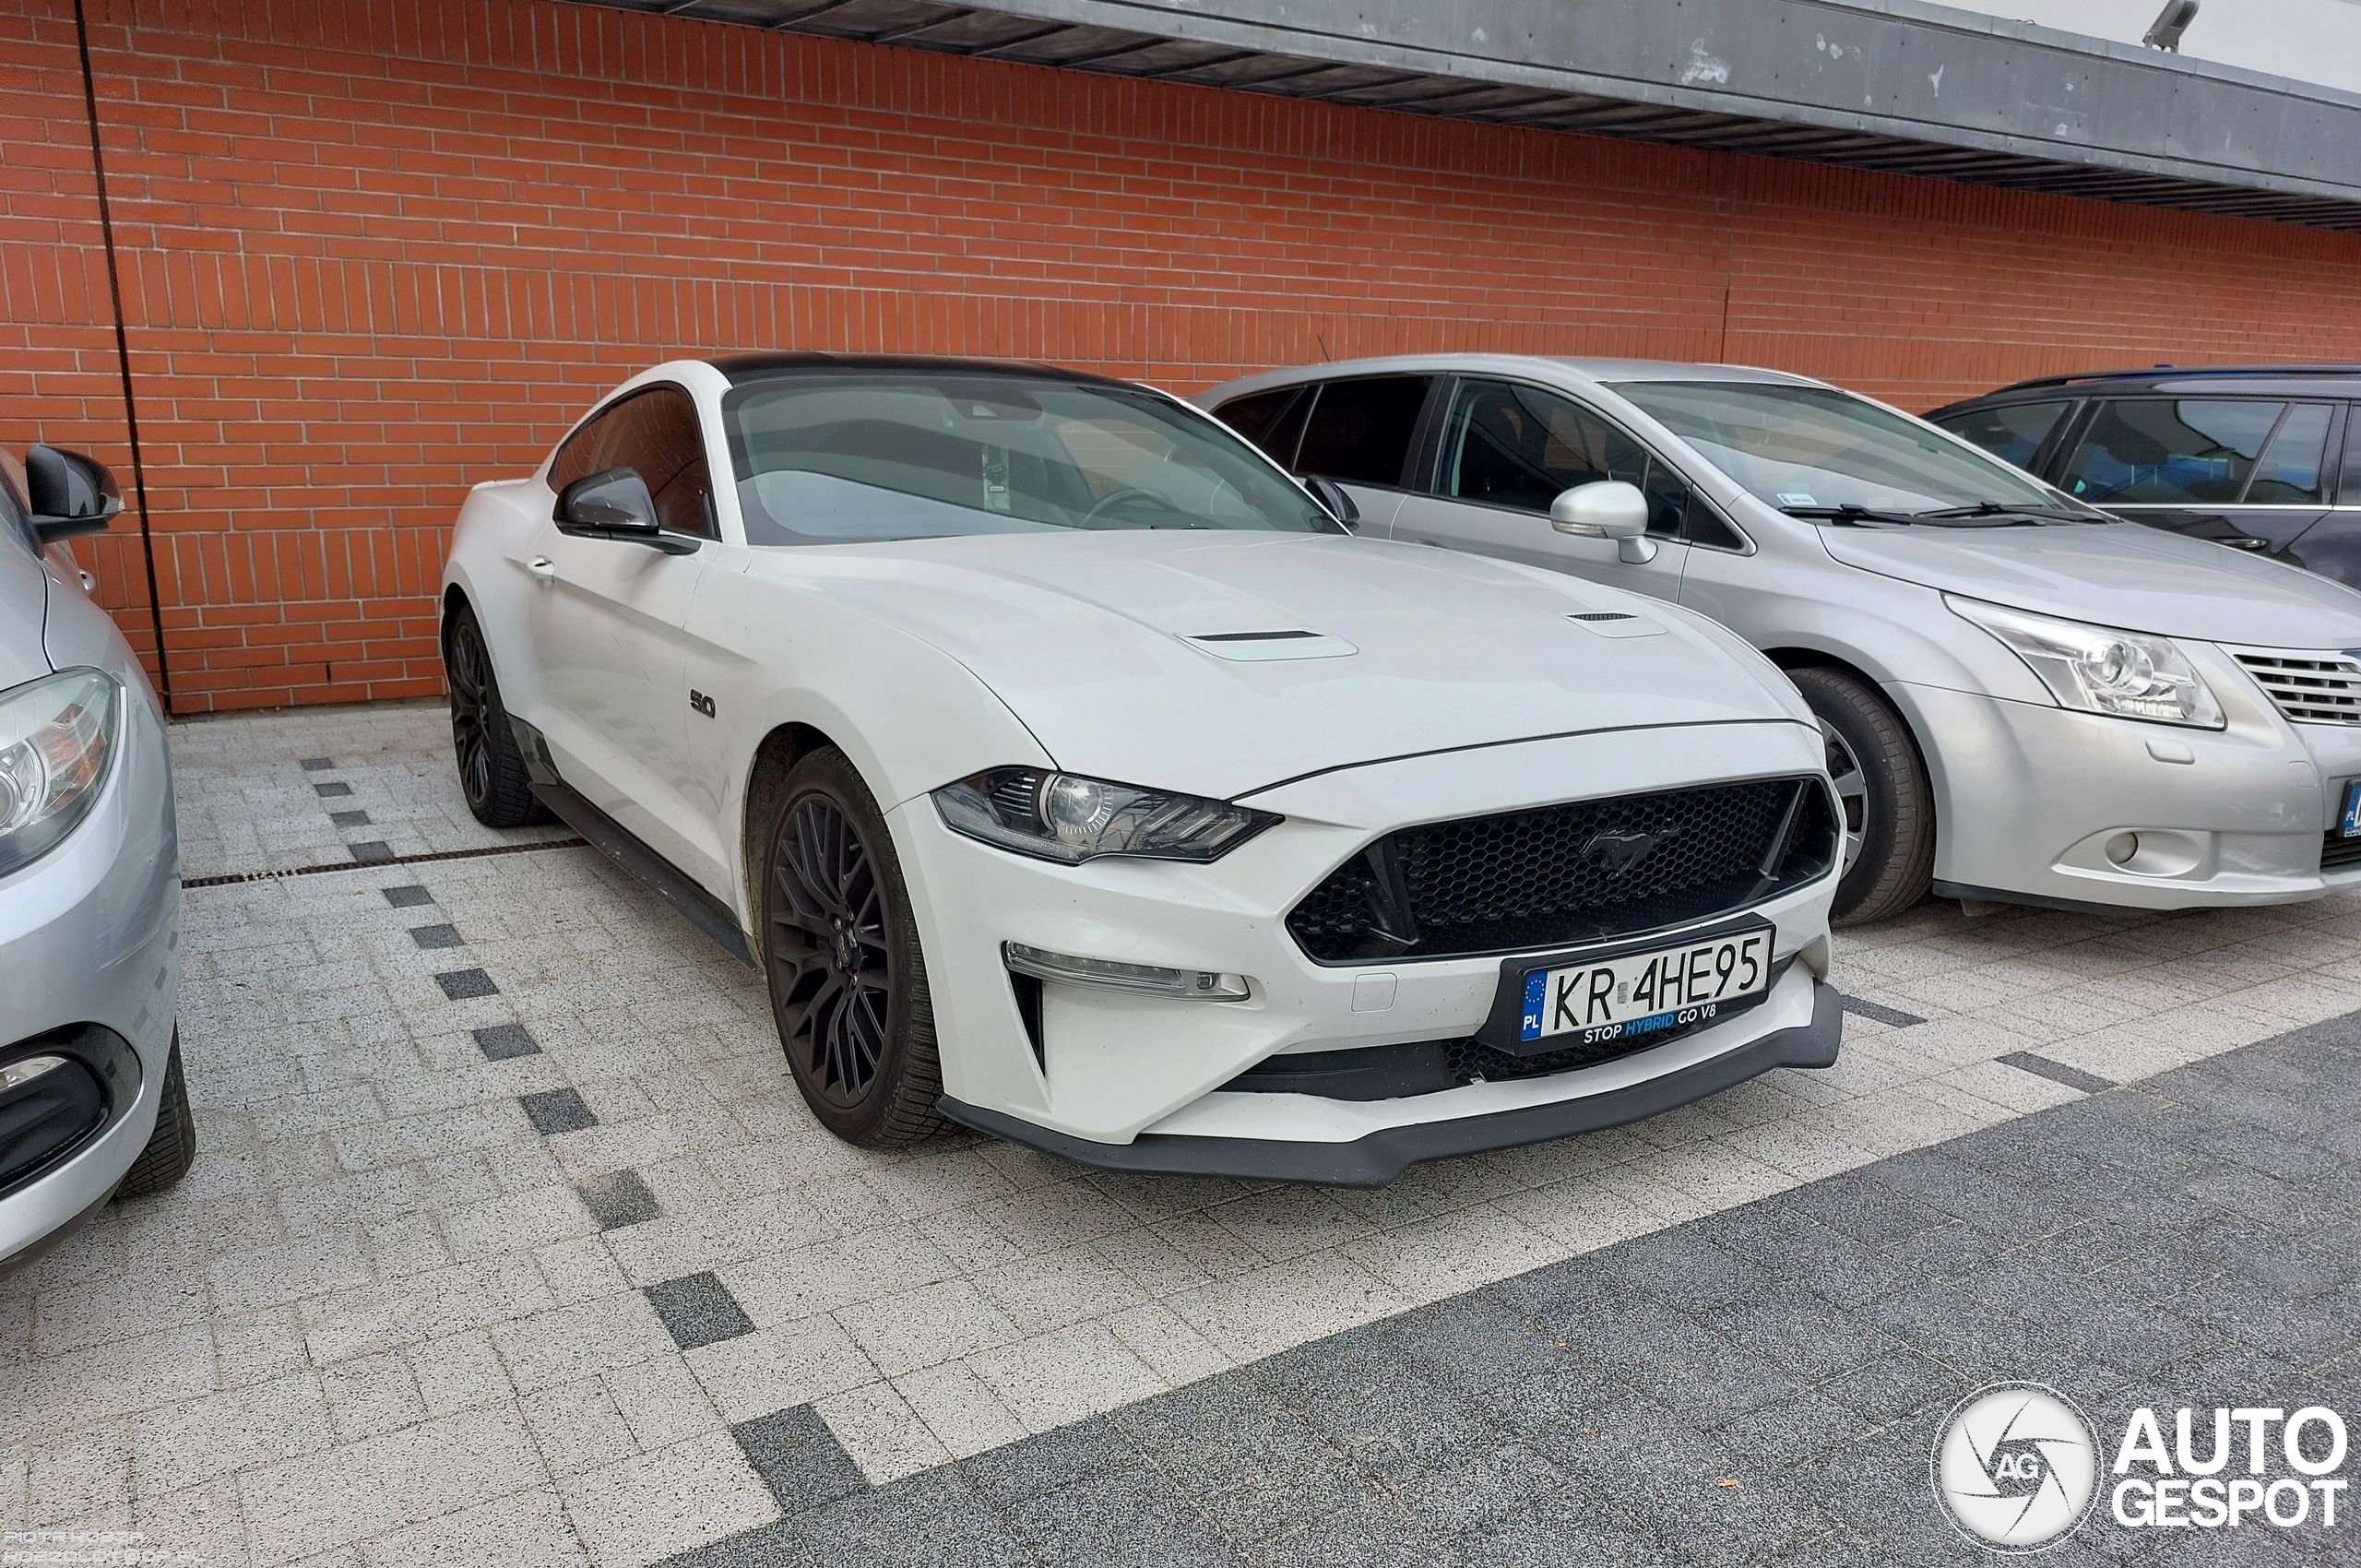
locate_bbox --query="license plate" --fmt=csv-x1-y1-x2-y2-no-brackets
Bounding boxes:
1517,926,1774,1046
2343,780,2361,838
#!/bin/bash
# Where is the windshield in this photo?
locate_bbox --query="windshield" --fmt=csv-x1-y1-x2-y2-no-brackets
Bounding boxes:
722,374,1337,545
1608,381,2065,517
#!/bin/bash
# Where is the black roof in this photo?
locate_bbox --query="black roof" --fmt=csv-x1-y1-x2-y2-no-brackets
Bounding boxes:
706,351,1137,390
1928,363,2361,417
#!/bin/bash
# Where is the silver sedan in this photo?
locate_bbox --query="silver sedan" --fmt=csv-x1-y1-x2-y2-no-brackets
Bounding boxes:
0,445,189,1270
1200,356,2361,922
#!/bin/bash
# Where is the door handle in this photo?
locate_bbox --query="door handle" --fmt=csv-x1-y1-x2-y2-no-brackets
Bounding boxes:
527,556,557,580
2224,537,2272,552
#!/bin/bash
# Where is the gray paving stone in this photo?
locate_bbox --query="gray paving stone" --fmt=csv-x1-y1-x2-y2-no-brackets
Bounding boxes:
579,1170,660,1231
1999,1049,2116,1094
435,968,499,1000
300,756,336,770
409,923,464,950
314,780,353,797
382,885,433,908
521,1087,596,1134
473,1023,540,1061
647,1272,756,1352
330,809,373,827
732,1404,866,1514
350,840,396,863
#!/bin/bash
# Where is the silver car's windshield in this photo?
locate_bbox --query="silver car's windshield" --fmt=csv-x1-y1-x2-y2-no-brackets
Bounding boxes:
722,375,1338,545
1608,381,2074,521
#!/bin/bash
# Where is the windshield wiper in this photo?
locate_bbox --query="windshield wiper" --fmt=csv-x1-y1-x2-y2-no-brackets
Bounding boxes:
1778,504,1922,526
1914,502,2097,523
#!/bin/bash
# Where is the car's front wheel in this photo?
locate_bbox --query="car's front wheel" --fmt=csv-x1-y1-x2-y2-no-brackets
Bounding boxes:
444,604,551,829
761,748,945,1146
114,1033,195,1200
1788,665,1936,926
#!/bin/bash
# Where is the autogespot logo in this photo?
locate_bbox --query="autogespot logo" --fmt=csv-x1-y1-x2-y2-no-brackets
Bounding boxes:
1933,1383,2101,1552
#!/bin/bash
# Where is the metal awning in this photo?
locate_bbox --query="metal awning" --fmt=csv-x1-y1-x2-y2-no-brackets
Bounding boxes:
579,0,2361,231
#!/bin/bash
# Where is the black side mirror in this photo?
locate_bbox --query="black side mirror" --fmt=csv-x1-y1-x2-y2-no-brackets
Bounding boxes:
1305,476,1360,530
555,468,694,554
26,445,123,542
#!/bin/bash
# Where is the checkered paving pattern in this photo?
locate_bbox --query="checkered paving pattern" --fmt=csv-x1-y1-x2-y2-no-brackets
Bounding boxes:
5,702,2360,1565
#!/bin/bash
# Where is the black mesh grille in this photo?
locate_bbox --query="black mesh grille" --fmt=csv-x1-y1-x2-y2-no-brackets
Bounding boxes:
1287,776,1836,963
2325,831,2361,871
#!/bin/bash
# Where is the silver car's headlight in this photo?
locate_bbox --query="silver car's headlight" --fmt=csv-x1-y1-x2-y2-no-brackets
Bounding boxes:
0,668,121,876
1947,597,2224,729
934,766,1277,864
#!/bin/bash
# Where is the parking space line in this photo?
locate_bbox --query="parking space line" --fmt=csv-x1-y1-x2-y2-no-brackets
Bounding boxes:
1996,1050,2118,1094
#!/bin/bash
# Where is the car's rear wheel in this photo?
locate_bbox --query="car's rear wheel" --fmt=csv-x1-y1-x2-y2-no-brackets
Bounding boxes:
444,604,550,829
114,1033,195,1200
1789,665,1935,926
761,748,944,1146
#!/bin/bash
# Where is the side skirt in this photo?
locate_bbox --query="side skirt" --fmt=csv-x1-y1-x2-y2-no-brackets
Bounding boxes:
512,738,754,968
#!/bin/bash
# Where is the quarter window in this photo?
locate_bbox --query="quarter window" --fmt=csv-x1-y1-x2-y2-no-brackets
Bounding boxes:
1212,386,1310,465
1933,400,2071,469
2246,404,2334,505
1294,377,1430,487
2058,399,2284,505
550,386,716,538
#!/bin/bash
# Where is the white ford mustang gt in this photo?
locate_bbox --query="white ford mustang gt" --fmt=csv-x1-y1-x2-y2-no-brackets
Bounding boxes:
439,353,1845,1184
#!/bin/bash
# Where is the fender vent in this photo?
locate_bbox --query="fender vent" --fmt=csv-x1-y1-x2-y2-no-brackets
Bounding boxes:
1569,612,1635,622
1183,629,1357,661
1565,611,1666,639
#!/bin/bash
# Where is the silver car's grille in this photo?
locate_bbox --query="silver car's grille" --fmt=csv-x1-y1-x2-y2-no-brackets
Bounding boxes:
2230,647,2361,726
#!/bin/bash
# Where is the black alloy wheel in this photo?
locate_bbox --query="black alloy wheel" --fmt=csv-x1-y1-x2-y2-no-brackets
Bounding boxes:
442,605,548,828
762,749,943,1145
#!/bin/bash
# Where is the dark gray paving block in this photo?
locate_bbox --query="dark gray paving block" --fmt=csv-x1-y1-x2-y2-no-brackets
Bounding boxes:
519,1086,595,1134
1006,1469,1243,1568
350,840,395,863
796,1467,1024,1567
471,1023,540,1061
578,1169,660,1230
1451,1494,1671,1568
1999,1049,2116,1094
1114,1376,1338,1497
1389,1293,1573,1392
434,967,498,1000
647,1270,754,1352
1702,1281,1897,1384
381,884,433,908
1766,1168,1954,1249
314,779,353,797
1814,1348,1973,1427
1834,992,1925,1028
734,1402,865,1513
1249,1484,1465,1568
408,922,463,950
1377,1443,1573,1539
1596,1230,1773,1312
957,1415,1149,1509
329,809,372,827
651,1519,814,1568
299,756,336,771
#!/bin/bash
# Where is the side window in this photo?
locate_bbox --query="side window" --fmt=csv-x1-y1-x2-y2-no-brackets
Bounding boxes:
548,386,716,538
1294,377,1430,487
2058,398,2284,505
1212,386,1309,467
1440,378,1691,531
1932,400,2071,470
2344,406,2361,505
2245,404,2333,505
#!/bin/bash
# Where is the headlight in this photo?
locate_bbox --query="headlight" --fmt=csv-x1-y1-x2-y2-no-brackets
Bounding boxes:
934,766,1278,864
1947,597,2223,729
0,668,121,876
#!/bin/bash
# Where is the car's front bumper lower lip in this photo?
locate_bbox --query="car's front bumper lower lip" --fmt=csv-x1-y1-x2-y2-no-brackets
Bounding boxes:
939,979,1842,1186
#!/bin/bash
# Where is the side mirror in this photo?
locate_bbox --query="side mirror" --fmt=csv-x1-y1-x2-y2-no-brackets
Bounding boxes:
556,468,694,554
1304,476,1360,530
25,445,123,542
1548,480,1656,564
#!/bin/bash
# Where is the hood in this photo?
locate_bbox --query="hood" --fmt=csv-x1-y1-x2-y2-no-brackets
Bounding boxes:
1817,520,2361,647
0,542,53,691
752,530,1807,802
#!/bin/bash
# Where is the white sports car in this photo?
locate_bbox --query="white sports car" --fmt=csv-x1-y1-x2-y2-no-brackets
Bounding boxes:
439,353,1845,1184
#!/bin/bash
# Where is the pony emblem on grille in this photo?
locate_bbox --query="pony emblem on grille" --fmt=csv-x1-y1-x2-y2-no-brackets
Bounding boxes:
1583,827,1667,876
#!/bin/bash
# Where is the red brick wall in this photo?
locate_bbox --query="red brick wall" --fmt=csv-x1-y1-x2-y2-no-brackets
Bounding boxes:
5,0,2360,711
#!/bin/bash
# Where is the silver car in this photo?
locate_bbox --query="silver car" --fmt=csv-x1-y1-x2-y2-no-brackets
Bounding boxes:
1200,357,2361,922
0,445,189,1270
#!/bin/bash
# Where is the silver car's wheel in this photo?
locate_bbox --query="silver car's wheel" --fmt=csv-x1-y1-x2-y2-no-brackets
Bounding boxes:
1821,719,1868,877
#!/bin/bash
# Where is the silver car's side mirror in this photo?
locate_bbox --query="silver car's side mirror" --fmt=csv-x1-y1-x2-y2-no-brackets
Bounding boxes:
1548,480,1656,564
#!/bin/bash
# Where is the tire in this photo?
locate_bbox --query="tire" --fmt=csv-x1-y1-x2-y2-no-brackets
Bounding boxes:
1789,664,1936,927
759,747,945,1147
114,1034,196,1200
444,603,552,829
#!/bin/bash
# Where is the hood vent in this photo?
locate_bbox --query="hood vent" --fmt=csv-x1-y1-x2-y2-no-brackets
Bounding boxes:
1183,628,1358,662
1567,611,1667,639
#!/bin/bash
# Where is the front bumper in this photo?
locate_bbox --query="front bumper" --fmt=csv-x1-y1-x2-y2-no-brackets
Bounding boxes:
1898,650,2361,912
888,720,1840,1180
0,680,180,1268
